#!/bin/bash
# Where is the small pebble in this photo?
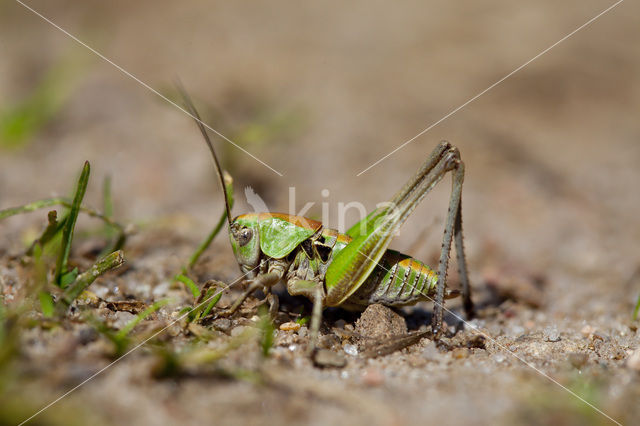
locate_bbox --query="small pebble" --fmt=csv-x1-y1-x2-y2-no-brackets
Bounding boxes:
279,321,301,332
581,324,596,338
627,349,640,371
452,347,469,359
543,326,561,342
230,325,247,337
355,304,407,341
212,318,232,332
343,344,358,356
362,368,384,387
113,311,135,329
297,327,308,338
422,342,439,361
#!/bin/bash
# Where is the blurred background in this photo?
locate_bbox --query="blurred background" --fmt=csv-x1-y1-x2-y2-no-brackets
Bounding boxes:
1,0,639,424
2,0,638,305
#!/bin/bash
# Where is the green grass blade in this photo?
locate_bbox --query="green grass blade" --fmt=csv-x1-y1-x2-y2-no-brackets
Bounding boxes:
55,161,90,287
61,250,124,305
0,197,124,235
189,285,222,322
0,198,64,220
200,289,222,319
187,171,234,269
115,299,169,341
175,274,200,299
634,292,640,321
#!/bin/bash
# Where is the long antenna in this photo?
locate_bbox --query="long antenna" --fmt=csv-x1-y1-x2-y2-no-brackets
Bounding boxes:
176,81,233,226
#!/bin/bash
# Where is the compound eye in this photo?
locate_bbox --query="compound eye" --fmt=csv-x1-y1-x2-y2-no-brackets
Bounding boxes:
238,228,253,246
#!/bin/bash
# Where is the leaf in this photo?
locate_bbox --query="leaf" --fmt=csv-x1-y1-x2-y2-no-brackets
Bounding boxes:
174,274,200,299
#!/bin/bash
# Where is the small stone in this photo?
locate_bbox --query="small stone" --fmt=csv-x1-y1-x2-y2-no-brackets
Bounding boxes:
407,354,427,368
422,342,440,361
343,344,358,356
568,352,588,369
362,368,384,387
581,324,596,338
230,325,247,337
627,349,640,371
112,311,135,329
279,321,301,332
212,318,232,332
355,304,407,342
313,349,346,368
452,347,469,359
297,327,308,338
543,326,561,342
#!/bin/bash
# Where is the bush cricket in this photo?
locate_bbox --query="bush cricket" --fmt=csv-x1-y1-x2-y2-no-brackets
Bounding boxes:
179,88,475,356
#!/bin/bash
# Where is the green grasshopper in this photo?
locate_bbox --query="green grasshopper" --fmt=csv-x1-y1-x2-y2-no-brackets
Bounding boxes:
180,90,474,354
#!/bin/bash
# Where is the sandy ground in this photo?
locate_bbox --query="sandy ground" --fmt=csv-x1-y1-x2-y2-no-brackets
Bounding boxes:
1,1,639,425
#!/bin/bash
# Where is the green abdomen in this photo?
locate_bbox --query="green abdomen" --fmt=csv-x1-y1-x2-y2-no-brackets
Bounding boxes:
343,250,438,309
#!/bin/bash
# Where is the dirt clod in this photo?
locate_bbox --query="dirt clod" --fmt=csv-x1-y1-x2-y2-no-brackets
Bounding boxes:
355,304,407,341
